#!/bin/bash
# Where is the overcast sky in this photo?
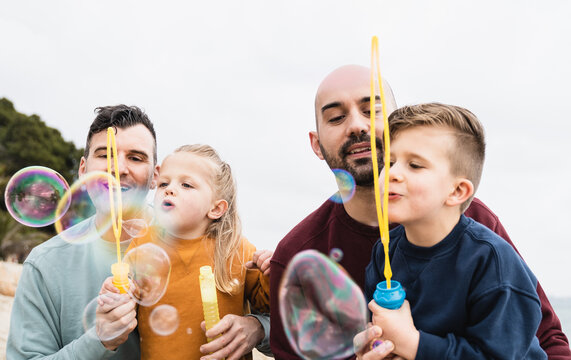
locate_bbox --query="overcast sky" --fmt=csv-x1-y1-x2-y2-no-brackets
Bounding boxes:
1,0,570,297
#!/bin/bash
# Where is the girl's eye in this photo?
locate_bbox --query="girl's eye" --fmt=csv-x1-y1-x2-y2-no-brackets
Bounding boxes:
158,183,168,188
182,183,192,188
410,163,423,169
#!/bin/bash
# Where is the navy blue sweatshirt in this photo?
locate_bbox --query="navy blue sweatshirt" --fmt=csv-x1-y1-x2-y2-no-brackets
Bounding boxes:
365,215,547,359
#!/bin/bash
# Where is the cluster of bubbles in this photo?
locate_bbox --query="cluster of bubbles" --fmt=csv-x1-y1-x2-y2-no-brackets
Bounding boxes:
279,248,368,359
82,242,174,338
5,166,175,337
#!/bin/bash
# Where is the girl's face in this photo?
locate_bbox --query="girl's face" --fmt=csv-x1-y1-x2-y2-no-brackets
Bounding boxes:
154,152,221,239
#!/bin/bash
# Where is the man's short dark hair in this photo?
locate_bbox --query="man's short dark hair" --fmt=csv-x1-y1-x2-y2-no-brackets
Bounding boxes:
84,105,157,164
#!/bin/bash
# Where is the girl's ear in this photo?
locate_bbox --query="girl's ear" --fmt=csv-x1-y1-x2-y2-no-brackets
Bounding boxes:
446,178,474,207
208,199,228,220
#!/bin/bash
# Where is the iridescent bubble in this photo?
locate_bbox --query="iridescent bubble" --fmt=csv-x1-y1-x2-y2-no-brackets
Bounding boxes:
123,243,171,306
329,248,344,263
329,169,356,204
279,249,367,360
149,304,179,336
82,293,133,341
122,218,149,239
4,166,70,227
54,171,116,244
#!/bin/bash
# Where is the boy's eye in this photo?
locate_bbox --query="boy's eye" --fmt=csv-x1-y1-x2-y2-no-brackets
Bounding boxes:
410,162,423,169
182,183,192,188
158,182,168,188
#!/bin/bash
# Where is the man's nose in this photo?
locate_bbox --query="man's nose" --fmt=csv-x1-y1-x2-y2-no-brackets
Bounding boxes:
110,154,128,177
345,109,370,137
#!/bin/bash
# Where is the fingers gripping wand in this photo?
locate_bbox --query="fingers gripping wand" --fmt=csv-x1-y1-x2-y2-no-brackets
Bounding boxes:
107,128,129,293
199,266,221,342
370,36,405,309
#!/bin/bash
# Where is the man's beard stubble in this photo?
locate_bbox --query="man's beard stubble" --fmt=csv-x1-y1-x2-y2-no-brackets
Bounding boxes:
319,134,383,187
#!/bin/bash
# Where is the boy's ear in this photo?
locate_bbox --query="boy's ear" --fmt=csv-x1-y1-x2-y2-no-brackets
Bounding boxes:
446,178,474,207
208,199,229,220
150,164,160,190
309,131,325,160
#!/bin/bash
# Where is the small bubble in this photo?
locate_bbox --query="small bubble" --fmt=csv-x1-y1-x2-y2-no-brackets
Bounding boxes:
149,304,179,336
329,248,343,263
329,169,356,204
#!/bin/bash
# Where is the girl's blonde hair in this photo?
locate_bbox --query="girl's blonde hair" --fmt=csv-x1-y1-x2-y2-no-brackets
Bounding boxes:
174,144,243,294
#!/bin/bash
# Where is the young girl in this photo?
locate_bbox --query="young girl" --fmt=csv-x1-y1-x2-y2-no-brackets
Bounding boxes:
102,144,270,359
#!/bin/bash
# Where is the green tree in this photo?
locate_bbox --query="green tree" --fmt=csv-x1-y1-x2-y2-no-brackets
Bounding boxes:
0,98,84,261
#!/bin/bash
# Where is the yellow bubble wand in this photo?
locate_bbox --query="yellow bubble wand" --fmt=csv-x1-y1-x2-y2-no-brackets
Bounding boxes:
107,127,129,293
370,36,393,288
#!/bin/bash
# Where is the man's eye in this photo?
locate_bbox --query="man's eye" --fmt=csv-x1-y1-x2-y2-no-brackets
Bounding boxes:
328,115,344,123
129,156,143,162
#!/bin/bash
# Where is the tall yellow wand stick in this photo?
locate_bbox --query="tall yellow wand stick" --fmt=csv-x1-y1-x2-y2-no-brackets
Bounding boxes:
107,127,129,293
370,36,393,288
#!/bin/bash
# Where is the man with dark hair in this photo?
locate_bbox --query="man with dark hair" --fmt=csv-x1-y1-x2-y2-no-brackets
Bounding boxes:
8,105,157,359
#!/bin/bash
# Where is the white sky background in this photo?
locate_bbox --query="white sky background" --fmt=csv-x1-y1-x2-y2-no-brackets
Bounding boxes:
1,0,570,297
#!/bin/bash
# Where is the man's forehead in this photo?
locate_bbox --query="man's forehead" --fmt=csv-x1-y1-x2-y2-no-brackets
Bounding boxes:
315,66,377,109
89,125,155,153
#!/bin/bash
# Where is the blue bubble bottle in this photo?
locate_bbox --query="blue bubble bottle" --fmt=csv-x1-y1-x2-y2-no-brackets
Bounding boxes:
373,280,406,309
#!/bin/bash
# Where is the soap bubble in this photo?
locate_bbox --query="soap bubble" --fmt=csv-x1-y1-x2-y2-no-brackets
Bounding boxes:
123,242,171,306
329,248,344,263
149,304,179,336
329,169,356,204
279,249,367,359
54,171,116,244
82,293,133,341
4,166,70,227
122,218,150,239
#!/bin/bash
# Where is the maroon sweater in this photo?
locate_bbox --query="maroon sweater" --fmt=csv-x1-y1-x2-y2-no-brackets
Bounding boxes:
270,197,570,359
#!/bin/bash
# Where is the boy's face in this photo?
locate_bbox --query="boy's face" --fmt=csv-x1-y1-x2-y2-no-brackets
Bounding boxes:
382,126,459,225
78,124,158,217
154,152,219,239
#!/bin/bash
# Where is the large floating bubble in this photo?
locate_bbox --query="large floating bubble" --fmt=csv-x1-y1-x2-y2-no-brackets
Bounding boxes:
329,169,356,204
123,242,171,306
82,293,133,341
54,171,116,244
4,166,70,227
279,249,367,360
149,304,179,336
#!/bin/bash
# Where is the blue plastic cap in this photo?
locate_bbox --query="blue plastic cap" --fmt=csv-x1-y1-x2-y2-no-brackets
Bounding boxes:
373,280,406,309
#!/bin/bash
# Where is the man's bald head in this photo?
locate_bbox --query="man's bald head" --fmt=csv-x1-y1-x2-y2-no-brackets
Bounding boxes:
314,64,397,130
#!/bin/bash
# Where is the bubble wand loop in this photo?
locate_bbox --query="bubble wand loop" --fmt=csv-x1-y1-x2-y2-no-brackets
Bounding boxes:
370,36,393,288
107,127,129,293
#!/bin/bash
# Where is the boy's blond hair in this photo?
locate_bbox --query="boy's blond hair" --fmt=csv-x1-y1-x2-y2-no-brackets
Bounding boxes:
388,103,485,212
174,144,243,294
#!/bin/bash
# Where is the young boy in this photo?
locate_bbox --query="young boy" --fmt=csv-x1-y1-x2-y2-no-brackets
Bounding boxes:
364,103,546,359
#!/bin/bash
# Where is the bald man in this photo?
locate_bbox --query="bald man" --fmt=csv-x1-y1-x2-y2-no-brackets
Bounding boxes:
269,65,570,359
